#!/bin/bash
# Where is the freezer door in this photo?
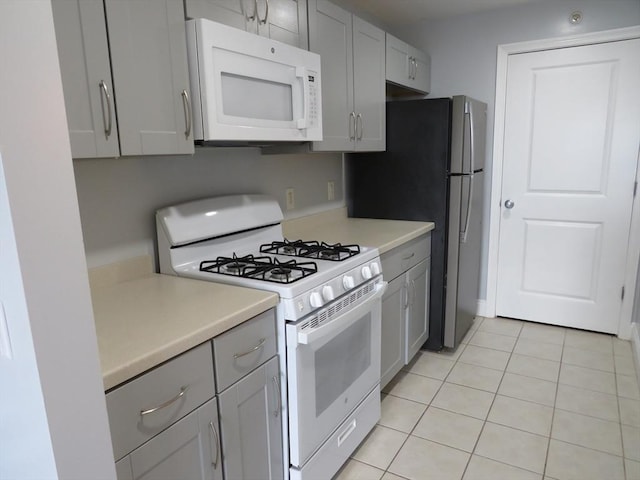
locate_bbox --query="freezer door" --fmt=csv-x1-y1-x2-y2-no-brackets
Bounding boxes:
450,96,487,174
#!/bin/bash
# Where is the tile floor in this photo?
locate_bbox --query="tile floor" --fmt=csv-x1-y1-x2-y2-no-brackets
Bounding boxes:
334,317,640,480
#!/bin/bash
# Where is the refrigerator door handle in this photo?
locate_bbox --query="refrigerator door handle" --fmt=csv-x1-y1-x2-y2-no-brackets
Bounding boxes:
460,174,474,243
460,100,477,244
465,100,476,175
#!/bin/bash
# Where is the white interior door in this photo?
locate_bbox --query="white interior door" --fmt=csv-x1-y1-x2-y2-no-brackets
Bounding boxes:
496,38,640,333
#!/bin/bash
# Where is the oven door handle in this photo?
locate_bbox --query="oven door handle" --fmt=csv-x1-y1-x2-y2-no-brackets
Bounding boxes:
297,281,387,346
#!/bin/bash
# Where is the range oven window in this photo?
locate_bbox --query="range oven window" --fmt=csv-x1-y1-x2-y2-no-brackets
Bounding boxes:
314,314,372,416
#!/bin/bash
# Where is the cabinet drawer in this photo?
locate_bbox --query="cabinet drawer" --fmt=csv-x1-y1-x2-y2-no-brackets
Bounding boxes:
381,233,431,281
106,342,215,460
213,309,277,392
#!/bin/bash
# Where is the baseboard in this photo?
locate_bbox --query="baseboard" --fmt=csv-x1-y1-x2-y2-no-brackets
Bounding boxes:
476,299,489,318
632,323,640,388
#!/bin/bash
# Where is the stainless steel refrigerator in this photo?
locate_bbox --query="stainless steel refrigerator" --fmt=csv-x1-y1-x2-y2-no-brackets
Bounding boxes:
346,96,486,350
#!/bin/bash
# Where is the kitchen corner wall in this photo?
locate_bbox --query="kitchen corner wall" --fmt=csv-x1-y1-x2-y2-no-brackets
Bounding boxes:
73,148,343,268
397,0,640,301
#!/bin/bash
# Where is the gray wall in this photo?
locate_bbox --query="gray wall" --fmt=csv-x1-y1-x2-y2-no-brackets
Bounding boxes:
398,0,640,299
74,148,343,268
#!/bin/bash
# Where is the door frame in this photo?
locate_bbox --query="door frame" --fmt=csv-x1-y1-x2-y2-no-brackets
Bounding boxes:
485,25,640,339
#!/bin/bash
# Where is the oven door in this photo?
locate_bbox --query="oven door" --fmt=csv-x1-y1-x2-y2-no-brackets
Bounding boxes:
286,280,386,467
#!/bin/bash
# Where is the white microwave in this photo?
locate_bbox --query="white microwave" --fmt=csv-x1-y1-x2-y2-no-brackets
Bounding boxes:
186,19,322,143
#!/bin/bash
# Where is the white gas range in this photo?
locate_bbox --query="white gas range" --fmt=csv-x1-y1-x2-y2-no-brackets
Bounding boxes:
156,194,386,480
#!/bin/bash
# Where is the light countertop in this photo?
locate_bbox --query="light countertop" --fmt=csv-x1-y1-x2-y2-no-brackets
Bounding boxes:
90,258,278,391
283,207,435,254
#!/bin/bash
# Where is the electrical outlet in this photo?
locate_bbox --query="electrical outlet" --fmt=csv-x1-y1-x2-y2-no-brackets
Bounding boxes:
327,181,335,201
286,188,295,210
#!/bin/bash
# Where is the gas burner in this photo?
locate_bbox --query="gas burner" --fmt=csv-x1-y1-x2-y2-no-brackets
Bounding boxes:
270,267,293,281
199,255,317,284
260,239,361,261
223,261,250,275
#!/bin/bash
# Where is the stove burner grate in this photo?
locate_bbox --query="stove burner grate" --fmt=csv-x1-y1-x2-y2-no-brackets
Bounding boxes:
199,254,317,284
260,239,360,261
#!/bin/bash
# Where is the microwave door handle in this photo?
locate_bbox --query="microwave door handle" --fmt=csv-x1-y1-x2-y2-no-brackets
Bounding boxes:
296,282,387,346
295,66,309,129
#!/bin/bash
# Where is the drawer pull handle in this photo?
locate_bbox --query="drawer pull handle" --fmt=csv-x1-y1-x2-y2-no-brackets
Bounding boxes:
140,386,189,416
233,338,266,359
402,252,415,261
209,421,220,468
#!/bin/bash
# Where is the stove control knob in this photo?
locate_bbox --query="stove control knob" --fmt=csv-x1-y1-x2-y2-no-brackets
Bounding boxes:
342,275,355,290
361,266,372,280
322,285,335,301
370,262,381,276
309,292,324,308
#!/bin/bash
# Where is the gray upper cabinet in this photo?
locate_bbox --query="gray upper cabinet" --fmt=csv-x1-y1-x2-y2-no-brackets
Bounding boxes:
386,33,430,95
185,0,309,49
51,0,119,159
105,0,194,156
309,0,385,152
218,356,283,480
52,0,194,158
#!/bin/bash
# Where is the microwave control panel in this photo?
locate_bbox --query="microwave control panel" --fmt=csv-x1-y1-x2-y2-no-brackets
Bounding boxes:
307,70,319,128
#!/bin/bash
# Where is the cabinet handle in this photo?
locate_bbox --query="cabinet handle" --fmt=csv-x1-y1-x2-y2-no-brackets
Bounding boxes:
411,279,416,306
349,112,356,140
356,113,363,140
402,252,415,261
233,337,266,359
245,0,257,20
209,421,220,469
272,375,281,417
258,0,269,24
99,80,112,139
413,58,418,80
403,282,409,309
140,386,188,416
181,89,192,139
408,56,413,80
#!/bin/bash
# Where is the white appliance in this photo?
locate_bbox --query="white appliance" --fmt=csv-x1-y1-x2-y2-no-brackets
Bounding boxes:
156,195,384,480
186,19,322,143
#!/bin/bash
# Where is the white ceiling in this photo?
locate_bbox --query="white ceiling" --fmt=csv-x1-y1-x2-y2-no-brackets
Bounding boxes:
335,0,549,26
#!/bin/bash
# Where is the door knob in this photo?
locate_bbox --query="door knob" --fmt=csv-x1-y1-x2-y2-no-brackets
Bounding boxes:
504,199,515,209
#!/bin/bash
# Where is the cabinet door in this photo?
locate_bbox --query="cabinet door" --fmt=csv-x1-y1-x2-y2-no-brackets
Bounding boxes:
126,398,223,480
309,0,354,151
380,275,405,389
411,48,431,95
352,16,385,151
385,34,411,88
218,356,283,480
257,0,308,48
105,0,194,156
51,0,119,159
405,258,430,363
185,0,258,34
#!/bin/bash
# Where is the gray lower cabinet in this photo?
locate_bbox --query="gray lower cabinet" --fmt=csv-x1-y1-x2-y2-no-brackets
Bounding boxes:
405,259,430,363
115,398,223,480
185,0,309,49
380,234,431,389
52,0,194,158
380,275,405,388
218,356,283,480
107,309,283,480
